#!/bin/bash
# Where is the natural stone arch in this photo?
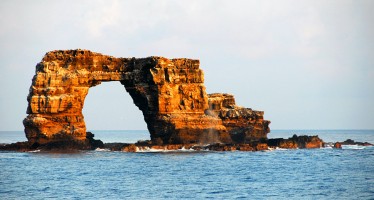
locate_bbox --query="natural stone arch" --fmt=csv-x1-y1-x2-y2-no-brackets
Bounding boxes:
24,50,270,146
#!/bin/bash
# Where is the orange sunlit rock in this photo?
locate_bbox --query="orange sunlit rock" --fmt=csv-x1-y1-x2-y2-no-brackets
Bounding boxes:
24,49,270,146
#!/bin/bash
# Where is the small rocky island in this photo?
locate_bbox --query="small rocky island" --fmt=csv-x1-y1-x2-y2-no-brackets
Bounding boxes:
24,49,270,149
1,50,371,152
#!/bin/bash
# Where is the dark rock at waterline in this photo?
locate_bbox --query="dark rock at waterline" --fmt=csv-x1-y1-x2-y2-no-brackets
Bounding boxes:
2,134,372,152
291,135,324,148
340,139,373,146
334,142,342,149
0,132,104,152
104,143,130,151
267,135,323,149
0,142,30,152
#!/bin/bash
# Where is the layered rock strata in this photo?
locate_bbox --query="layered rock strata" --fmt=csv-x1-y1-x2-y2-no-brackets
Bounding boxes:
207,93,270,143
24,49,270,147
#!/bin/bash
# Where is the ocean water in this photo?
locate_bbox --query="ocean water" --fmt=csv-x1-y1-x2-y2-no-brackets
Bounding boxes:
1,130,373,199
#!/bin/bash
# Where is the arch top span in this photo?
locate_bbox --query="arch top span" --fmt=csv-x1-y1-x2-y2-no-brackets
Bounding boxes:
24,49,270,147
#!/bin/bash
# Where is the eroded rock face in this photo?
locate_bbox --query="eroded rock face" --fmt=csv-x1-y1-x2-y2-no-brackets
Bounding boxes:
24,49,270,146
207,93,270,143
24,50,125,145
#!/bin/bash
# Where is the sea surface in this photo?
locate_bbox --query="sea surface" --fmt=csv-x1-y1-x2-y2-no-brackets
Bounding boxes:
1,130,373,199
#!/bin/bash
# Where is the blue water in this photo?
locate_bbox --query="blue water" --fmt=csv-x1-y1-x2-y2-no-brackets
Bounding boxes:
1,130,374,199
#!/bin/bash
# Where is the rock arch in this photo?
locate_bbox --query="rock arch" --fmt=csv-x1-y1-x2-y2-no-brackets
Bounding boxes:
24,50,270,146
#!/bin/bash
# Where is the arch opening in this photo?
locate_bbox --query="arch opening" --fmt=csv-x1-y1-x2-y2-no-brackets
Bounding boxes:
83,81,149,143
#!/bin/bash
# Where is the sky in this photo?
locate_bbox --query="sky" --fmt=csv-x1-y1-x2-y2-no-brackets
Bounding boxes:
0,0,373,131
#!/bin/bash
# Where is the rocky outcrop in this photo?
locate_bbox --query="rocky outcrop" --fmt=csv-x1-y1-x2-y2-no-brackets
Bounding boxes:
207,93,270,143
267,135,324,149
23,49,270,148
0,132,103,152
333,142,342,149
340,139,373,146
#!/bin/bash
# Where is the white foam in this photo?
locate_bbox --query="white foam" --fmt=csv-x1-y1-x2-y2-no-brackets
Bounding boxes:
95,148,111,152
135,146,196,153
180,146,194,151
342,145,367,150
136,146,161,152
323,143,334,148
28,149,41,153
275,147,289,151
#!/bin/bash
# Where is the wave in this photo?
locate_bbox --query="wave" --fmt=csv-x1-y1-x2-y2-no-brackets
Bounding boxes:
266,147,291,151
135,146,197,153
275,147,292,151
341,145,372,150
28,149,41,153
94,148,111,152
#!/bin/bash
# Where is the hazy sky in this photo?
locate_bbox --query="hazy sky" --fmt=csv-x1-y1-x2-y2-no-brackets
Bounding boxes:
0,0,373,131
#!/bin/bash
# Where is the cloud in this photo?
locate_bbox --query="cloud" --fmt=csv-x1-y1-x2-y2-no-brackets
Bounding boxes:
79,0,172,39
0,0,373,130
83,0,121,38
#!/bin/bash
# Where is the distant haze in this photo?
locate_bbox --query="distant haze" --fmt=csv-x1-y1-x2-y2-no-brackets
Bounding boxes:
0,0,373,130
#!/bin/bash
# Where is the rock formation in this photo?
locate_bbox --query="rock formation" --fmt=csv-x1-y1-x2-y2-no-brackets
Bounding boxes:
207,93,270,143
267,135,324,149
333,142,342,149
339,139,373,146
23,49,270,147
